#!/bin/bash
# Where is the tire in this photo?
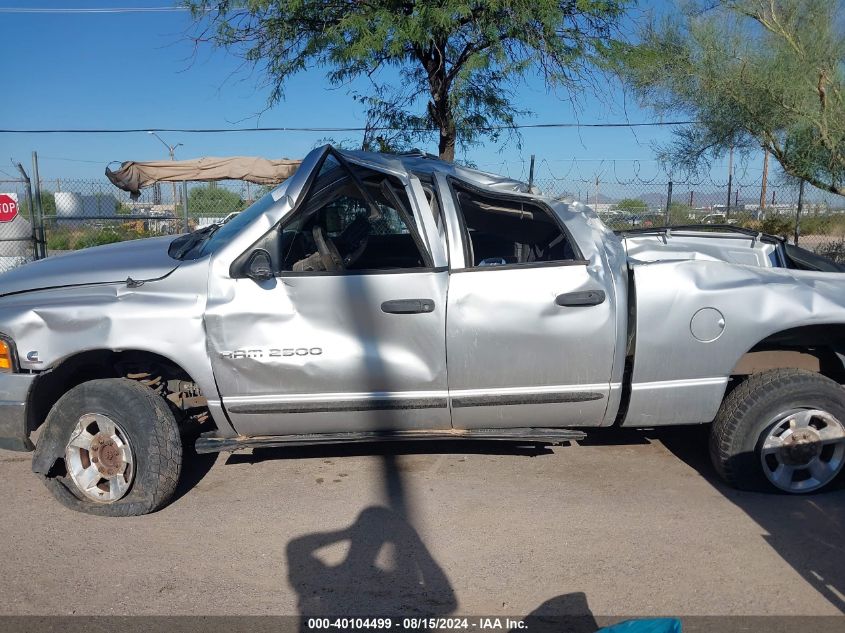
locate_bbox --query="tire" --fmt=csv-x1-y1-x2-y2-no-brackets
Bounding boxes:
710,369,845,494
36,378,182,516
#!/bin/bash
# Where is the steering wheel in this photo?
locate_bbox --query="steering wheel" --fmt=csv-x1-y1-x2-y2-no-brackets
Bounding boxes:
312,226,344,271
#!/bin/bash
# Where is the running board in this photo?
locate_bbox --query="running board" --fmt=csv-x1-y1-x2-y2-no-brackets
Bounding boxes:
195,427,587,454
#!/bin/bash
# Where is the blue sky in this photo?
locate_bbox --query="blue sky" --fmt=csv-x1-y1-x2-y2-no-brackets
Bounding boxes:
0,0,764,186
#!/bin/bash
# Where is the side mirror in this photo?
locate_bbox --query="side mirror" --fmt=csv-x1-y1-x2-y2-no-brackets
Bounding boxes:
245,249,274,282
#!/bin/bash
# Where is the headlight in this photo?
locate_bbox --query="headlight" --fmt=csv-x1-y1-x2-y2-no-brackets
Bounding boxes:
0,336,17,373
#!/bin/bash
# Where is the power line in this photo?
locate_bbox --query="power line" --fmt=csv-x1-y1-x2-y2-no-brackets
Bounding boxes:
40,156,108,164
0,121,695,134
543,157,661,162
0,6,190,14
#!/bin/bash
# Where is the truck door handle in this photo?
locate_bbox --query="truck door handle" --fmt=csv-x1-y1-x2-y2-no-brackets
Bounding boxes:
381,299,436,314
555,290,606,307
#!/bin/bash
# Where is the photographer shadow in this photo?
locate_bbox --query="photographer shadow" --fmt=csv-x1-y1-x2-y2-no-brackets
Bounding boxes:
287,504,457,624
519,593,599,633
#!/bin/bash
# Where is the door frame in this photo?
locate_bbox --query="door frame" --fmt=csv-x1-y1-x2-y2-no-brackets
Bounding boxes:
435,175,620,429
204,148,452,435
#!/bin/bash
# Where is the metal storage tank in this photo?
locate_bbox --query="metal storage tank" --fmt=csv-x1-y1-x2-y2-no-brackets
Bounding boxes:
54,191,118,220
0,213,33,273
82,194,117,217
54,191,84,222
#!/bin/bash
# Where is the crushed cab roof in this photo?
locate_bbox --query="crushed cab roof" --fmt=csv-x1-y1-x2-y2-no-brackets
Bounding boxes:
337,148,536,196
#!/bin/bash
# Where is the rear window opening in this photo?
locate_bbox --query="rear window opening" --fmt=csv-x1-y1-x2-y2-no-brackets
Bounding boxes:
451,182,580,267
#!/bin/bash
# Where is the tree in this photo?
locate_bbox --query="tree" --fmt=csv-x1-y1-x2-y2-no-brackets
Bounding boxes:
615,0,845,195
20,191,56,220
615,197,649,214
186,0,628,161
187,186,243,217
666,201,693,225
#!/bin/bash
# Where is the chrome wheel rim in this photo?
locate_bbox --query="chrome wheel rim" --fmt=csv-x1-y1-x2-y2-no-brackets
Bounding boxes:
64,414,134,503
760,408,845,493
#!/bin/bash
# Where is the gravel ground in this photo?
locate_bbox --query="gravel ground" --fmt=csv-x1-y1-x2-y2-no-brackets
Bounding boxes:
0,426,843,624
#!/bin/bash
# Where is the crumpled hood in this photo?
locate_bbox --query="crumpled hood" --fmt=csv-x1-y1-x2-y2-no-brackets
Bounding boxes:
0,236,180,297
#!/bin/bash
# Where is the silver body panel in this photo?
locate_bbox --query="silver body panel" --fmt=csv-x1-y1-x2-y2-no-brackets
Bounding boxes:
203,149,451,435
624,231,784,268
0,145,844,451
205,270,451,435
0,373,36,451
624,259,845,426
435,185,628,429
0,236,179,297
0,259,235,437
445,264,616,428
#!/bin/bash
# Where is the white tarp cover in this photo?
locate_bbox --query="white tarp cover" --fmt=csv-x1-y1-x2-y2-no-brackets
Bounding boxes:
106,156,301,199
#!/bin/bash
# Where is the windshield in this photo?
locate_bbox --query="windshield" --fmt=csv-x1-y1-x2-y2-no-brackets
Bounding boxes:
168,186,286,260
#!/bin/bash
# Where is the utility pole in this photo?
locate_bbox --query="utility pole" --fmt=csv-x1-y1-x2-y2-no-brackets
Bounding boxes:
664,180,673,226
182,182,189,233
527,154,536,191
594,174,600,209
31,151,46,259
794,179,805,245
759,147,769,217
147,131,183,226
15,162,40,260
726,146,734,217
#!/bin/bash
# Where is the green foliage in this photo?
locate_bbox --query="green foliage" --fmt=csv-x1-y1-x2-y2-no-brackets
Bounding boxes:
187,185,244,217
186,1,629,160
615,198,649,213
611,199,692,227
354,93,429,154
74,228,125,249
738,213,799,238
666,201,693,225
20,192,56,219
616,0,845,196
45,224,156,252
761,214,796,237
39,192,56,215
800,212,845,236
738,211,845,238
816,238,845,262
46,229,71,251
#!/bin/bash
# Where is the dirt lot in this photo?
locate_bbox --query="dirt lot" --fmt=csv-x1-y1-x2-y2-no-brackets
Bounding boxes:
0,426,843,626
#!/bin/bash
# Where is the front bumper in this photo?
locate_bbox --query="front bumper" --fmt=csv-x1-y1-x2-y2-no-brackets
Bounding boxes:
0,373,35,451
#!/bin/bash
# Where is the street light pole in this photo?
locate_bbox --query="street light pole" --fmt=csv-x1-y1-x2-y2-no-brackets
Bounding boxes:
147,131,183,230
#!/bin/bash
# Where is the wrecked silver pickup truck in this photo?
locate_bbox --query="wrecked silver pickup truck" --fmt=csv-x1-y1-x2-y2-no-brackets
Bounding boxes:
1,145,844,515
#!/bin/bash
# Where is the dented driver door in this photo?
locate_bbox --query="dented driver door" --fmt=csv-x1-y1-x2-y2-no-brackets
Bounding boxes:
204,149,451,437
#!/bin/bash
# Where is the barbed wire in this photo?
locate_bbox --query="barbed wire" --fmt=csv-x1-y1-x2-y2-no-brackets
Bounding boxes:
0,121,697,135
8,156,840,207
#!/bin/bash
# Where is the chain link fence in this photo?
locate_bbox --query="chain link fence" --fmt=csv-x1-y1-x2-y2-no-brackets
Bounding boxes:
0,178,39,274
4,166,845,272
35,179,266,255
534,176,845,262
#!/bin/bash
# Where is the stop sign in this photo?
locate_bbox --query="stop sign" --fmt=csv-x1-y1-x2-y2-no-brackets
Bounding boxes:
0,193,18,223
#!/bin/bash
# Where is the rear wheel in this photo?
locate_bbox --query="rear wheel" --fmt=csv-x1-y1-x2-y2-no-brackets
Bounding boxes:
37,378,182,516
710,369,845,493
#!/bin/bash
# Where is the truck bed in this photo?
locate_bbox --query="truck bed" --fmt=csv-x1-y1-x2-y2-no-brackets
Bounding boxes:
619,226,784,268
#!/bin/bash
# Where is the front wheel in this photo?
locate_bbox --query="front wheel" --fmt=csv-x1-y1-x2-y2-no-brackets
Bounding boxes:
36,378,182,516
710,369,845,494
